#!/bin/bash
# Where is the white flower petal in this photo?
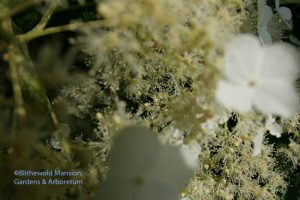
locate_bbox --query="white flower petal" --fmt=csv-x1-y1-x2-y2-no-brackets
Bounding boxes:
261,43,300,81
253,130,264,156
275,0,280,10
258,26,272,45
269,123,283,138
266,115,283,137
224,35,264,83
278,7,292,20
258,5,273,26
217,34,299,118
254,80,299,118
266,114,275,125
216,80,253,113
97,126,195,200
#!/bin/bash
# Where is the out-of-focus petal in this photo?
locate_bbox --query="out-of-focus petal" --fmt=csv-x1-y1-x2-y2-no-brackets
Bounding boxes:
215,80,253,113
97,126,195,200
258,5,273,26
224,35,264,83
254,80,299,118
269,123,283,138
266,115,283,138
275,0,280,10
258,26,272,45
278,7,292,20
260,43,300,81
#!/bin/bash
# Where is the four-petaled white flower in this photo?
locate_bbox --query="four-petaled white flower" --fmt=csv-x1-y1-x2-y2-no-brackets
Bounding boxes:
216,34,299,118
97,126,195,200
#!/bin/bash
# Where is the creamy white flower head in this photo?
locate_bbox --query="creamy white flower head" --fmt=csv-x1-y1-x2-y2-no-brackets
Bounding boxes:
216,34,300,118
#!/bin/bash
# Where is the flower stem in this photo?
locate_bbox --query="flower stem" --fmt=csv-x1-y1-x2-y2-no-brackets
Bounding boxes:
17,20,111,43
32,1,58,31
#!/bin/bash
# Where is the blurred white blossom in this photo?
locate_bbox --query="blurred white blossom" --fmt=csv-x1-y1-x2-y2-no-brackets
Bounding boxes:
216,34,299,118
257,0,273,44
97,126,195,200
275,0,292,22
257,0,293,44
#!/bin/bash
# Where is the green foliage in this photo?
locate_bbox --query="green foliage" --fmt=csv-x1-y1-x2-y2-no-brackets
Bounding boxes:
13,10,41,32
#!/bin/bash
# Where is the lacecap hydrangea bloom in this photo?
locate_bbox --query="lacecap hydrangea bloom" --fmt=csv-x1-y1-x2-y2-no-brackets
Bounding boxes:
216,34,300,118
